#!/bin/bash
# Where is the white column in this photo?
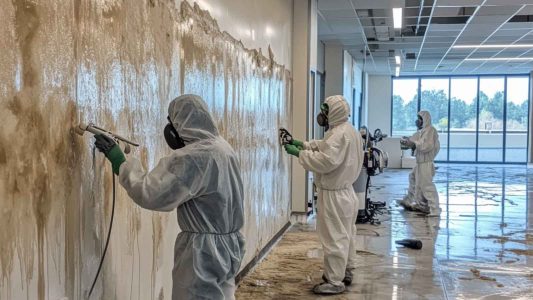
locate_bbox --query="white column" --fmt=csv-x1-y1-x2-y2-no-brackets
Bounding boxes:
291,0,317,213
324,44,343,97
367,75,392,132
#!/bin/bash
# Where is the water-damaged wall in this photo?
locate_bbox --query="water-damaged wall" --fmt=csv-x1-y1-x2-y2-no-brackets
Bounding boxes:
0,0,292,299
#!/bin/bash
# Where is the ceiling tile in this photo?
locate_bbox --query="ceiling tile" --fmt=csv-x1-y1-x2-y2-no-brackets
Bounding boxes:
516,5,533,15
428,24,467,31
426,36,458,43
469,15,512,25
492,28,532,37
328,20,361,34
437,0,483,7
318,0,354,11
350,0,404,10
469,51,498,58
320,9,357,20
427,30,463,37
433,6,466,17
486,35,524,43
446,53,469,59
501,23,533,30
476,5,524,16
485,0,532,5
495,49,532,56
318,34,340,41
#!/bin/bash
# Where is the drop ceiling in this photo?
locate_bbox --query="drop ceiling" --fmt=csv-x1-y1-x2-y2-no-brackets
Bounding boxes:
318,0,533,75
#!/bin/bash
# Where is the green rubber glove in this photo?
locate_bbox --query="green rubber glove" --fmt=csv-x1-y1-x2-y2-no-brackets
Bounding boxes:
107,145,126,175
291,139,304,150
95,134,126,175
284,144,300,157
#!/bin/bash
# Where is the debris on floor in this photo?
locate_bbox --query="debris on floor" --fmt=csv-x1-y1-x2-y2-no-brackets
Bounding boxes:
507,249,533,256
470,268,480,277
236,232,323,299
467,268,504,287
479,234,533,245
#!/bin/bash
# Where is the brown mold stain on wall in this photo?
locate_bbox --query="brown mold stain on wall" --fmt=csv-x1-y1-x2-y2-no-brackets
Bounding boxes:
0,0,291,299
2,0,83,299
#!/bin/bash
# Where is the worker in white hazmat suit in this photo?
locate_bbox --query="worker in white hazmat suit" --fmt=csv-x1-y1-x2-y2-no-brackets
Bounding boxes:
284,95,364,295
94,94,245,300
398,110,440,216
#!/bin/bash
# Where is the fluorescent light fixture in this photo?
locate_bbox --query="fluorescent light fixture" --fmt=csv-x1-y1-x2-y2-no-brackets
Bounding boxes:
395,55,401,65
454,44,533,49
395,66,400,77
393,8,402,29
465,57,533,61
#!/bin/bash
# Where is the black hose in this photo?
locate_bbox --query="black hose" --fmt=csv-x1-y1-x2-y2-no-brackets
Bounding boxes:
88,169,116,298
364,174,371,213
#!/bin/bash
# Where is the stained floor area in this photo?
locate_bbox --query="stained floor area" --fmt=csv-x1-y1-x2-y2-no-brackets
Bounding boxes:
236,165,533,299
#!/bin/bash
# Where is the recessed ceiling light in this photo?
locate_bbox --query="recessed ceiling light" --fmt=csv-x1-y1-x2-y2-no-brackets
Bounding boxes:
395,55,401,64
453,44,533,49
395,66,400,77
465,57,533,61
393,8,402,29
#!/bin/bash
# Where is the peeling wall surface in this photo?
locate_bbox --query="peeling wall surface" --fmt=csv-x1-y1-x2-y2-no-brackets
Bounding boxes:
0,1,293,299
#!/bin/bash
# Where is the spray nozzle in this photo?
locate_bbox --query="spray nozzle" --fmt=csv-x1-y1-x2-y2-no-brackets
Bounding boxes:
75,122,139,154
279,128,293,146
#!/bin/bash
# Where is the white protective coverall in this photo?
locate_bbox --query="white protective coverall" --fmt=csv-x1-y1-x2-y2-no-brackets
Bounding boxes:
118,95,245,300
298,95,364,287
401,110,440,215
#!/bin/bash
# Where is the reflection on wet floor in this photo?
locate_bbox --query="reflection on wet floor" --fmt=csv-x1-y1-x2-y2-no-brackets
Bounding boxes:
236,165,533,299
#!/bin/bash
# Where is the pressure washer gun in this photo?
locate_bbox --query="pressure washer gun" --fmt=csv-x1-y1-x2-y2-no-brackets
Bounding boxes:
400,136,416,156
75,122,140,154
279,127,294,146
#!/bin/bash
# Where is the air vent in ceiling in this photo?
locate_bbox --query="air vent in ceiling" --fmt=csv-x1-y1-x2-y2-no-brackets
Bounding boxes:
509,15,533,23
368,44,379,51
406,53,416,60
431,16,470,24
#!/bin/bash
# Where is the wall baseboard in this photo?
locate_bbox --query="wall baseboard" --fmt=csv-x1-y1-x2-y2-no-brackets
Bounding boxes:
236,221,292,284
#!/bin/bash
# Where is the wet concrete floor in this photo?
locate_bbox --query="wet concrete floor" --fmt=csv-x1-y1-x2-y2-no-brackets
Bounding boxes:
236,165,533,299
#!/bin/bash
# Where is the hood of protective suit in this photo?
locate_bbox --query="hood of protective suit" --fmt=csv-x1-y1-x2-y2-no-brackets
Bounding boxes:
418,110,432,129
325,95,350,127
168,94,219,142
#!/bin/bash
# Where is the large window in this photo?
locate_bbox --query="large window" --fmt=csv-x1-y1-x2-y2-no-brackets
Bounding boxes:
391,75,530,163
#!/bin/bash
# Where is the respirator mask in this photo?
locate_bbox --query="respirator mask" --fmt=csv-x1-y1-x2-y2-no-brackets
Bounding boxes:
317,103,329,131
164,116,186,150
415,115,423,130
